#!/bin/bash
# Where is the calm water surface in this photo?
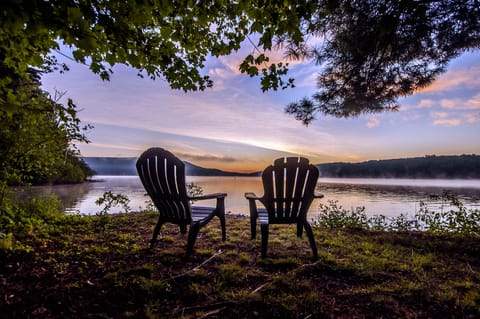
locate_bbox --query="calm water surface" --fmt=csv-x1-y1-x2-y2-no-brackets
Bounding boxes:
22,176,480,218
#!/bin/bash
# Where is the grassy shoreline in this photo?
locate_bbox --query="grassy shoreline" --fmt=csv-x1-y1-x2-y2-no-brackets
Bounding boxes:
1,211,479,318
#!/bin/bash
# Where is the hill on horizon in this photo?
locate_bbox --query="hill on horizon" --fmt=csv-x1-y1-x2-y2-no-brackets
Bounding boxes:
82,157,258,177
83,154,480,179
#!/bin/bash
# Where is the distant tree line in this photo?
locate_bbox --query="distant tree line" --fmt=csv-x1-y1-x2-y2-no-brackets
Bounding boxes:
317,155,480,179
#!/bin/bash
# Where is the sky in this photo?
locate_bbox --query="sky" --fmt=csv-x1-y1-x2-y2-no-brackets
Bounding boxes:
41,46,480,173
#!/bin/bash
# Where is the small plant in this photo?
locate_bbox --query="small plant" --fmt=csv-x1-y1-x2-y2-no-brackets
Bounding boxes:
0,232,13,250
95,191,131,215
415,191,480,235
142,199,157,212
186,182,203,201
315,200,369,229
314,193,480,235
94,192,131,230
219,264,244,285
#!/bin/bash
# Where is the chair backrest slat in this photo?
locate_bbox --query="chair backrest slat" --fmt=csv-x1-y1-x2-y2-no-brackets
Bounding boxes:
262,157,319,223
261,166,275,215
136,148,192,223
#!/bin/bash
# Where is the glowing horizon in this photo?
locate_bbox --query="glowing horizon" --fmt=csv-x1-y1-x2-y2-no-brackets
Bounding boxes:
41,50,480,173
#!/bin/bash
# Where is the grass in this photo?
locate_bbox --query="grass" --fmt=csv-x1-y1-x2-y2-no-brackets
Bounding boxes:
1,210,480,318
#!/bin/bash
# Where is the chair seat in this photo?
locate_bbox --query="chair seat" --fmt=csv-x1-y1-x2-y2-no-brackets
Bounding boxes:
257,208,300,225
191,206,218,222
257,208,269,225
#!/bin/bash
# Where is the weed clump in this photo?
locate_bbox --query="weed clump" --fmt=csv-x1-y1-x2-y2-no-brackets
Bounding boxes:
314,191,480,235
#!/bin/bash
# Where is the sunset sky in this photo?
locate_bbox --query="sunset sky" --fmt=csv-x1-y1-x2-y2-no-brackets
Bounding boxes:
41,46,480,173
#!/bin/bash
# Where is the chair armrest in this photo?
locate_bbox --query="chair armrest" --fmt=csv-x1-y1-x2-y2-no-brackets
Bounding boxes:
190,193,227,201
245,192,262,219
313,193,325,199
190,193,227,218
245,192,261,200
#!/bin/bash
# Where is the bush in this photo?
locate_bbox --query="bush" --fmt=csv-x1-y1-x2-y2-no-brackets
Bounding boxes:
415,191,480,235
0,194,86,252
314,192,480,236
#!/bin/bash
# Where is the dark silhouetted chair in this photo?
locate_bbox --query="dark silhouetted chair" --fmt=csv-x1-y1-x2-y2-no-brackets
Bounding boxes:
136,147,227,257
245,157,323,258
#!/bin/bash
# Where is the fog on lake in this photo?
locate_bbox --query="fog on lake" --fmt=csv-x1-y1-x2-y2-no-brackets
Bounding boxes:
19,176,480,219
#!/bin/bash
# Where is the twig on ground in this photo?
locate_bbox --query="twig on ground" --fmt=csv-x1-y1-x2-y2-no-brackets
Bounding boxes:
193,249,223,271
250,282,269,294
197,306,228,319
181,301,235,318
166,249,224,282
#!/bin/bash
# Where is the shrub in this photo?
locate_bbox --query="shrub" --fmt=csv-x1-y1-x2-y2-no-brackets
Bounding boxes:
314,192,480,236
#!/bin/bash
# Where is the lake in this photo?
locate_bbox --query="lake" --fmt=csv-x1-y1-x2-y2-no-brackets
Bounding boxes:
20,176,480,218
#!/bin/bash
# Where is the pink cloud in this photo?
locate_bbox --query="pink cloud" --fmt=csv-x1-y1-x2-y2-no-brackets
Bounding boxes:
419,66,480,94
431,112,462,126
438,95,480,110
433,119,461,126
467,94,480,110
417,99,434,108
366,117,380,128
464,112,480,124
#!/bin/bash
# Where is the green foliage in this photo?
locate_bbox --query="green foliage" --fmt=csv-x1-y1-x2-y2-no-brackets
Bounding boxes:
314,193,480,236
3,1,477,120
50,155,96,184
0,63,93,211
0,194,82,251
315,200,370,229
415,191,480,235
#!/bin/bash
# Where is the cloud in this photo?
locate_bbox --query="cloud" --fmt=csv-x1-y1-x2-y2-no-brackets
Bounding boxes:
417,99,434,108
464,112,480,124
440,99,462,109
172,151,238,163
431,112,462,126
208,65,238,80
77,142,145,157
366,116,380,128
466,93,480,110
419,65,480,94
433,118,461,126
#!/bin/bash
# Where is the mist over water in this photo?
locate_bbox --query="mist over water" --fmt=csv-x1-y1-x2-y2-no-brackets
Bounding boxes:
21,176,480,218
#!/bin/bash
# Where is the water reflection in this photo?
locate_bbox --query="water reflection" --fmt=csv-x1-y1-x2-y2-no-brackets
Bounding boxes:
16,176,480,217
14,182,94,212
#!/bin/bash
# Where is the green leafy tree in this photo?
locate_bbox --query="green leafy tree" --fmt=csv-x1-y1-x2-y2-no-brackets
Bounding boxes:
0,63,92,210
1,0,479,120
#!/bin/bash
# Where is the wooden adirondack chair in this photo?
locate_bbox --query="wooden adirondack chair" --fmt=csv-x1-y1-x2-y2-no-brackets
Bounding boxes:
245,157,323,258
136,147,227,257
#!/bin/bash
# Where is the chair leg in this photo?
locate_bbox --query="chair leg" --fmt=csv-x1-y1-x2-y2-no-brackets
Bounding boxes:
219,212,226,241
150,218,164,248
303,222,318,259
186,223,201,257
250,215,257,239
297,222,303,237
260,223,269,258
179,224,187,234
